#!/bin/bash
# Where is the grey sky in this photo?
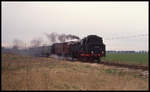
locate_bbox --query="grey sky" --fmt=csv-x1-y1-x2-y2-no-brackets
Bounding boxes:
2,2,148,51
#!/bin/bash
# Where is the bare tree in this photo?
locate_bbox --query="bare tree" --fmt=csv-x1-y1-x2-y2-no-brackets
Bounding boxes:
30,37,43,47
12,38,24,49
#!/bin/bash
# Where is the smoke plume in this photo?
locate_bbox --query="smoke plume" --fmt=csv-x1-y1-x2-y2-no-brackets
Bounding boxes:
45,32,58,43
3,32,80,57
58,34,66,42
66,34,80,40
45,32,80,43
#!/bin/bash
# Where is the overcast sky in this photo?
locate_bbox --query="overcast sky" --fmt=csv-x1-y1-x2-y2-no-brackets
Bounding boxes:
2,1,149,51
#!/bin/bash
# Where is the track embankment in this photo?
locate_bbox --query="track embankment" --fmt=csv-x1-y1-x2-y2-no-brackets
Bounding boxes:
100,61,148,71
57,57,149,71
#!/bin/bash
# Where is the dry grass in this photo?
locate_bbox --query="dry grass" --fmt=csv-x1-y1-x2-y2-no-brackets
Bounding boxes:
2,53,149,90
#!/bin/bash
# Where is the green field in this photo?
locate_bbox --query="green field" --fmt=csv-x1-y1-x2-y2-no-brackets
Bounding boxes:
101,53,149,65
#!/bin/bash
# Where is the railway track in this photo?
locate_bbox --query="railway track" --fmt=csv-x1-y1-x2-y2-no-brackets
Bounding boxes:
50,56,149,71
74,60,148,71
100,61,149,71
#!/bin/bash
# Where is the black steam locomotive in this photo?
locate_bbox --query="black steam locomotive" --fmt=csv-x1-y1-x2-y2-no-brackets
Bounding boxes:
51,35,106,62
32,35,105,63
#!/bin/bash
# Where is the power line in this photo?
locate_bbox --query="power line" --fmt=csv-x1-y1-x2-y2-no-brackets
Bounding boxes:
105,33,148,41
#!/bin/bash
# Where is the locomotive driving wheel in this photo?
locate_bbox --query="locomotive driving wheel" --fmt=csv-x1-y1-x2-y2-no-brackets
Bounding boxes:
97,57,101,63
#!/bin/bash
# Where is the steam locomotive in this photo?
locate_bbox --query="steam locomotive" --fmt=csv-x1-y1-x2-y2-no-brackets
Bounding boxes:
51,35,106,62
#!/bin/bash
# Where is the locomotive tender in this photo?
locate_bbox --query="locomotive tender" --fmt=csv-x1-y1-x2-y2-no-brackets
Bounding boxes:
51,35,106,62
